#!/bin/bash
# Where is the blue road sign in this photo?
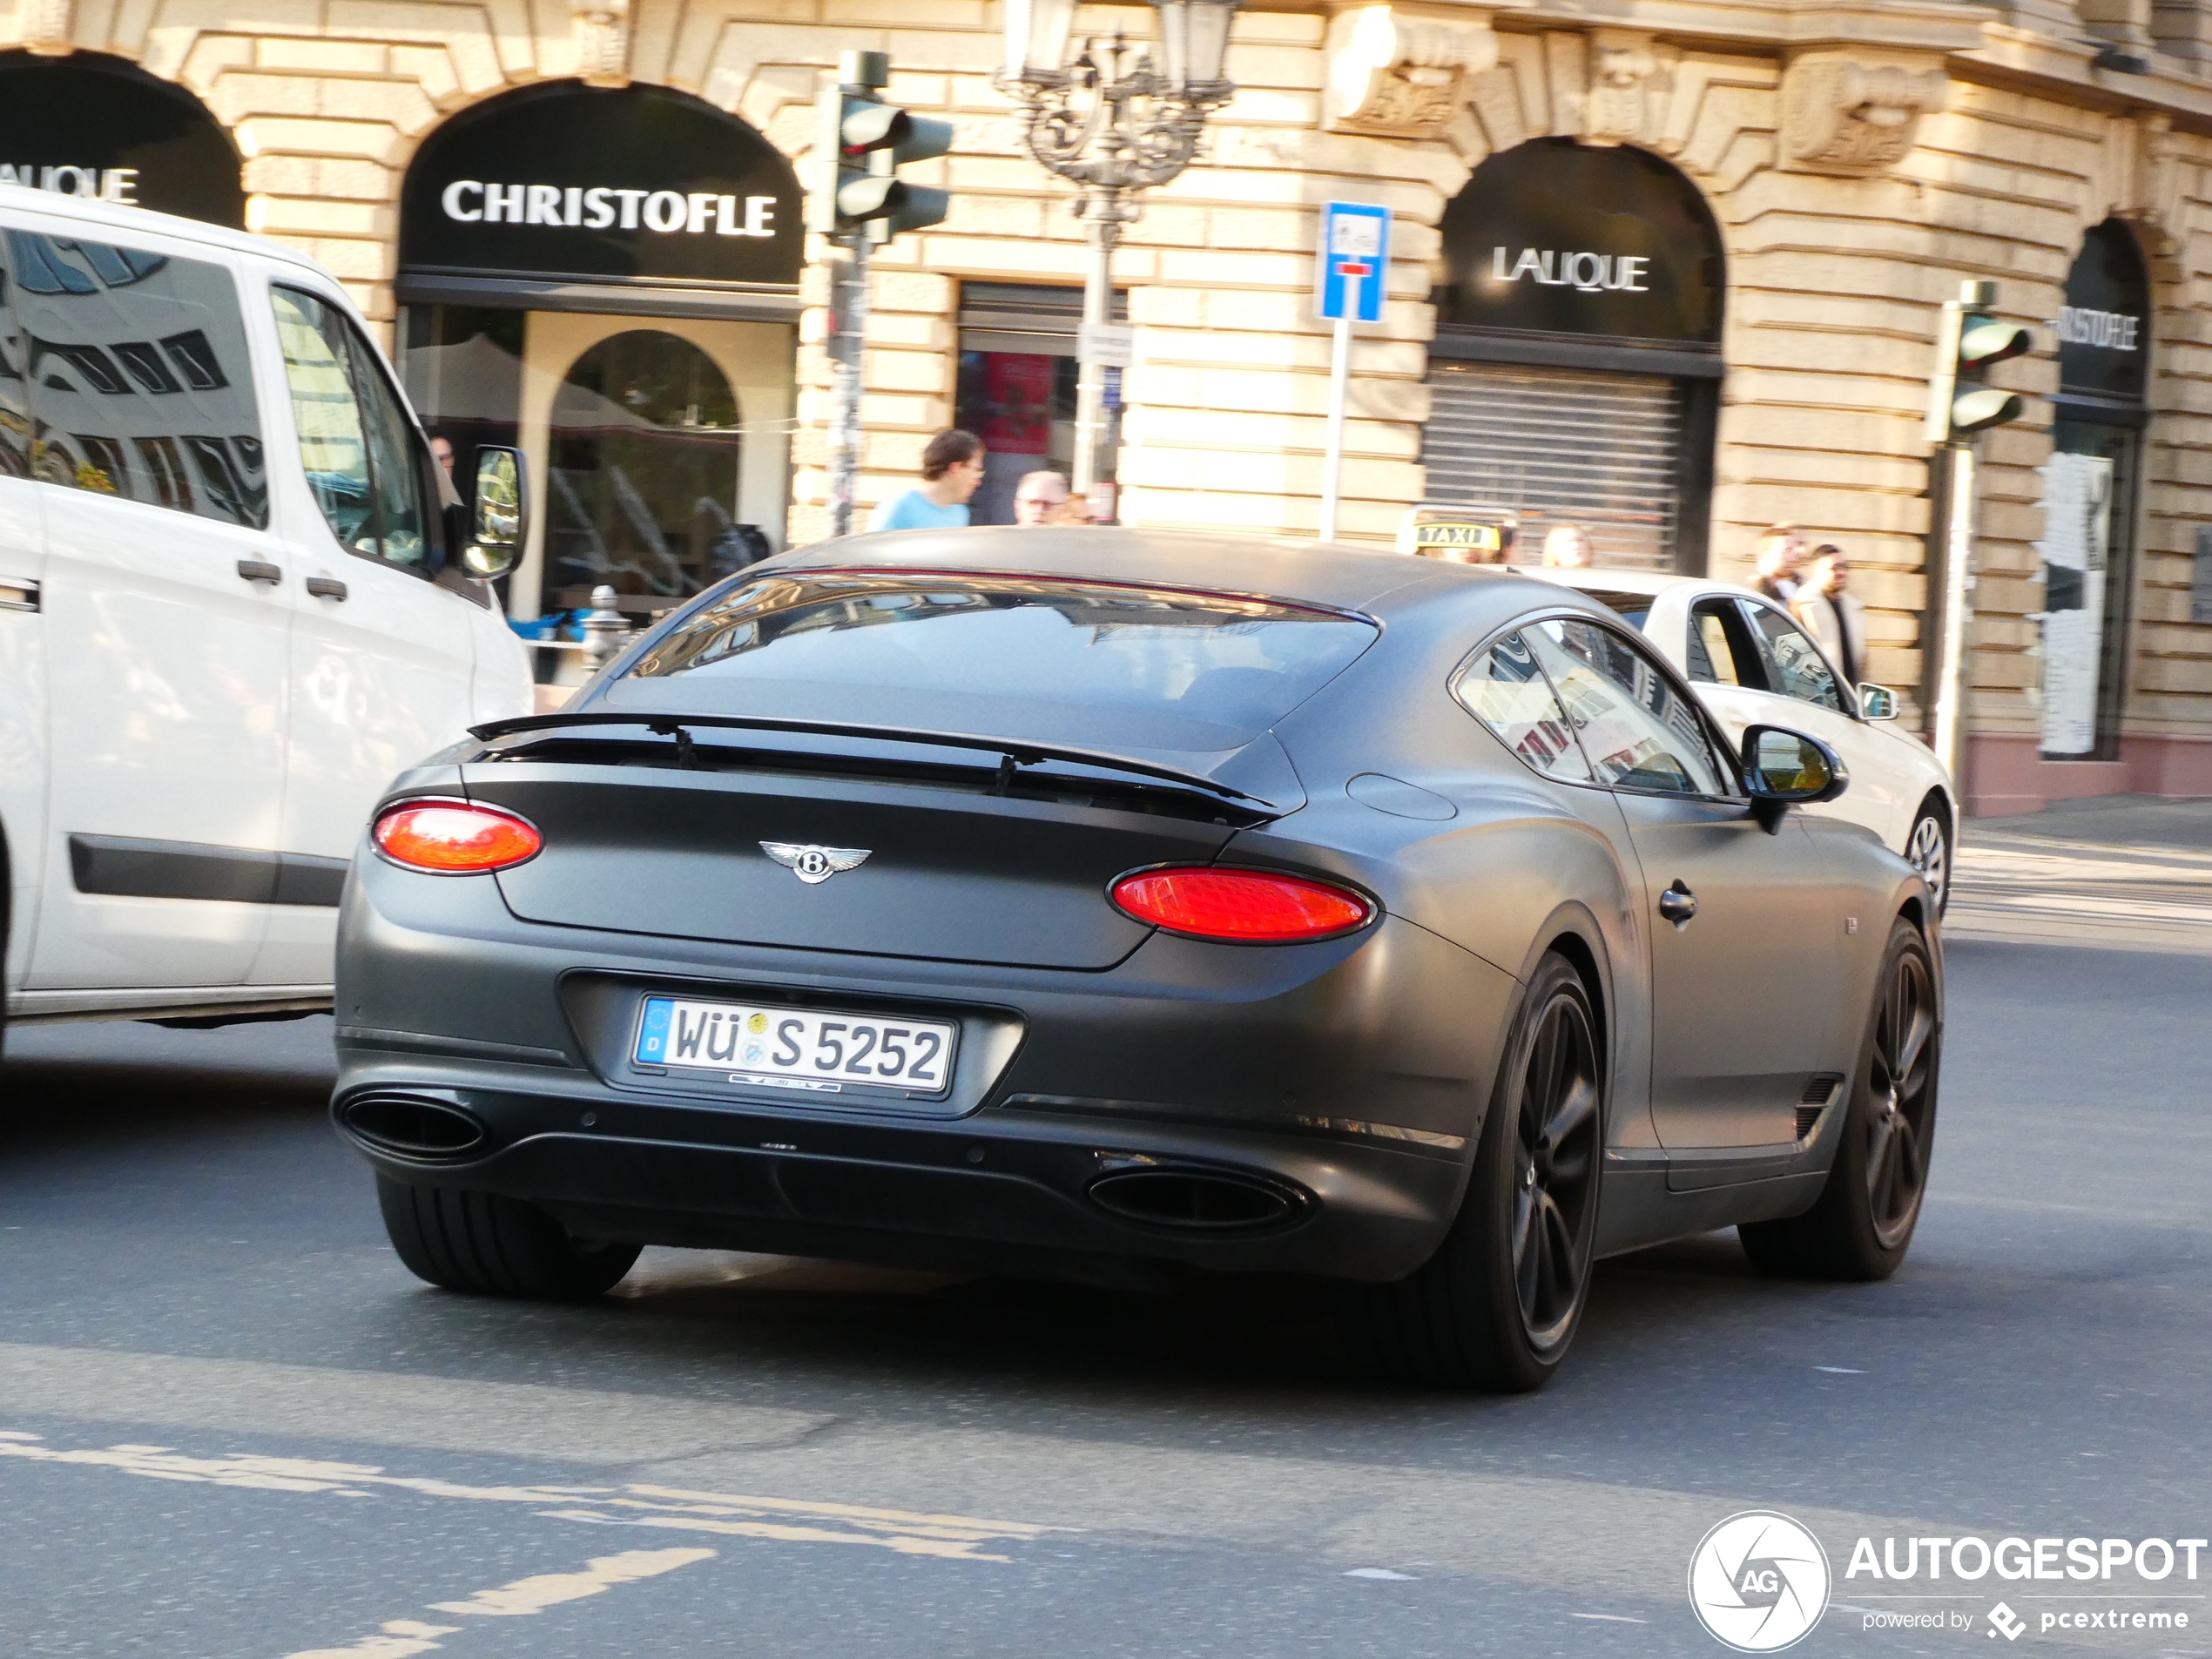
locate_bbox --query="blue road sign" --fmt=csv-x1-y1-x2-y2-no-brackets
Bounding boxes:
1316,201,1391,324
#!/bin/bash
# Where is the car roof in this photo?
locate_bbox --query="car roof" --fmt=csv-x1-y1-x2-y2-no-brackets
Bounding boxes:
768,526,1607,626
0,183,335,280
1516,564,1767,603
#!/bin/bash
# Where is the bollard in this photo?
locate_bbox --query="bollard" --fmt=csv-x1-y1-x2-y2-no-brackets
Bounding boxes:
581,583,630,675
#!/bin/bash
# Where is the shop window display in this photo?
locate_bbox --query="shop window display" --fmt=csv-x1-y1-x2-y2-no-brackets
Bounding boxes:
547,329,756,601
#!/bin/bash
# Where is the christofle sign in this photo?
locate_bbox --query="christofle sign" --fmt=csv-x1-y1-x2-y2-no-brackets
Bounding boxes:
438,180,778,238
399,82,803,290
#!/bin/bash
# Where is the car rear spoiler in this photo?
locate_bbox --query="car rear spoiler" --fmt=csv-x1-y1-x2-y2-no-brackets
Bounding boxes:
469,710,1287,815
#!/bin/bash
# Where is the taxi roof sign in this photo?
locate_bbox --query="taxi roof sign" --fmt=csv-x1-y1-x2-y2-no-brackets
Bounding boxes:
1399,502,1519,562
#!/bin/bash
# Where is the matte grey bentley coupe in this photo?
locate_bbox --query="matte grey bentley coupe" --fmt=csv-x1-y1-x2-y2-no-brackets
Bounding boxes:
334,529,1941,1391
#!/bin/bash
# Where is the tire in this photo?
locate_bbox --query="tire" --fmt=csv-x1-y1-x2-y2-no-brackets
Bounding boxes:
1740,917,1939,1280
377,1176,641,1300
1904,799,1952,916
1345,953,1604,1392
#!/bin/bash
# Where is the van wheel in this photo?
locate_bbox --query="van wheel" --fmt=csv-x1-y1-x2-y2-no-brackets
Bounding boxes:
1741,918,1939,1280
376,1177,640,1299
1344,954,1603,1392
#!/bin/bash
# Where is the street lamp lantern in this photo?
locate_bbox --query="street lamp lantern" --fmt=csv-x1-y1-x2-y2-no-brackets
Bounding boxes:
1001,0,1079,87
997,0,1242,505
1154,0,1238,97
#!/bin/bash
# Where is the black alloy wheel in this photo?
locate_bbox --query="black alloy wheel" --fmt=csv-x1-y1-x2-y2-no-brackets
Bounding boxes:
1864,930,1938,1250
1741,917,1939,1279
1510,977,1603,1350
1346,952,1604,1392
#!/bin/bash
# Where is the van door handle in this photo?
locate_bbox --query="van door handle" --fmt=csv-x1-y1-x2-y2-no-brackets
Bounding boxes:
1657,880,1697,927
236,559,283,585
305,577,349,601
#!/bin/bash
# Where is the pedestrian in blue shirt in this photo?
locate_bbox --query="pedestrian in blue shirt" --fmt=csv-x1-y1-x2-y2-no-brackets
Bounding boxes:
867,428,986,532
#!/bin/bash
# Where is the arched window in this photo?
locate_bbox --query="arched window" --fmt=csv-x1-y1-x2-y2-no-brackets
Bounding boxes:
546,330,749,599
1423,140,1725,573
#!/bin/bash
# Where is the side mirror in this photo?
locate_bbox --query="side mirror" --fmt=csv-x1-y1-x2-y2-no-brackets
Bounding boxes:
1858,683,1898,722
462,446,527,579
1742,724,1849,833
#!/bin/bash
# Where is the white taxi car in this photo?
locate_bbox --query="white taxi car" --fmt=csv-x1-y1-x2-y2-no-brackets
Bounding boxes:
1526,568,1956,911
1,185,531,1036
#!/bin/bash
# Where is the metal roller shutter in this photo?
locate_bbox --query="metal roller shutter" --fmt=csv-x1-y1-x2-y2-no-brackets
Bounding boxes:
1421,361,1685,570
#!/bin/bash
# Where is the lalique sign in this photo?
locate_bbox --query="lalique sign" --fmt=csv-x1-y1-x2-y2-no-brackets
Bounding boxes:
1437,139,1723,343
0,52,244,226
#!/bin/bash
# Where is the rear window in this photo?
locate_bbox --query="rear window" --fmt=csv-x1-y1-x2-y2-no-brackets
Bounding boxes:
617,570,1379,752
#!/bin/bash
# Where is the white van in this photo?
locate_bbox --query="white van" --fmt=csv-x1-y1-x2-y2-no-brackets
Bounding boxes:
0,185,532,1035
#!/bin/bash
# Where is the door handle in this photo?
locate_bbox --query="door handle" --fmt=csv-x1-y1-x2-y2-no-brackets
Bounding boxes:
305,576,349,601
236,559,283,585
1657,880,1698,927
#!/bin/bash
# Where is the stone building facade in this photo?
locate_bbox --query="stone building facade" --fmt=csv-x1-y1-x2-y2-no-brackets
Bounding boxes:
5,0,2212,813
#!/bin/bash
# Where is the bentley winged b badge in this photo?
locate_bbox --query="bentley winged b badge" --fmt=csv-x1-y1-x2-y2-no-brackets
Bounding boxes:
761,842,871,885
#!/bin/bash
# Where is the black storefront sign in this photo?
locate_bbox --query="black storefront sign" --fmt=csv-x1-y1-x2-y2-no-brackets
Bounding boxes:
400,82,802,300
1436,138,1723,346
2055,219,2149,409
0,51,244,227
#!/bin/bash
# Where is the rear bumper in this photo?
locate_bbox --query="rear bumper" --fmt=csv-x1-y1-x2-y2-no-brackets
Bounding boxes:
334,842,1519,1285
334,1054,1471,1284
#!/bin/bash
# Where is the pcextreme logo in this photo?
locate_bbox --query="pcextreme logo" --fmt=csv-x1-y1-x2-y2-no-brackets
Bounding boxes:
1689,1512,1832,1652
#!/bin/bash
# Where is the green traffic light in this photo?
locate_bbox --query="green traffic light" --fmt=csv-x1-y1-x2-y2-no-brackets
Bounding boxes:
1951,387,2024,434
1959,317,2033,373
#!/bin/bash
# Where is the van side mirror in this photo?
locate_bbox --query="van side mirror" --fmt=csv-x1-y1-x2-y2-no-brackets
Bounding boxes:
462,446,527,578
1742,724,1848,833
1858,683,1898,721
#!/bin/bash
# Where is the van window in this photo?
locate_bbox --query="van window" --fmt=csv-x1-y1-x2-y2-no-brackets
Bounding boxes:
0,239,25,479
271,287,428,570
3,231,267,527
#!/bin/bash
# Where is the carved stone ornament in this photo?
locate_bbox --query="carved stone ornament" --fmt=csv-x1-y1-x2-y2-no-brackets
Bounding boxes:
1323,4,1502,139
1780,52,1948,176
1583,29,1676,147
570,0,632,89
20,0,76,56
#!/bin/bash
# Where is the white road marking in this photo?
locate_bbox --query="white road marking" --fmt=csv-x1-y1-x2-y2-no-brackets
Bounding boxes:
1569,1612,1649,1622
283,1548,712,1656
427,1547,716,1616
0,1428,1058,1561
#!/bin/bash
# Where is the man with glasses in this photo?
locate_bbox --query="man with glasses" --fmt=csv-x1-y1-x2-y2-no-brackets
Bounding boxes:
1013,469,1076,526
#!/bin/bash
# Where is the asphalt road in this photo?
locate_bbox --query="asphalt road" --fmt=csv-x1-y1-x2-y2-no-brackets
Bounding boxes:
3,806,2209,1658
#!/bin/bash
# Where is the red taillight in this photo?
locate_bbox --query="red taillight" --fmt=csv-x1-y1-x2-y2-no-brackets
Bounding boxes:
1109,867,1374,943
372,801,542,873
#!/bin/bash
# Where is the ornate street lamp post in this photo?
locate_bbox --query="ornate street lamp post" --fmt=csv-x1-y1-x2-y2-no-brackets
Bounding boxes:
998,0,1240,504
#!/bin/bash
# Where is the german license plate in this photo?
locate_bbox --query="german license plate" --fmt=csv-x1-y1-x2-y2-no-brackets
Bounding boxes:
632,995,958,1098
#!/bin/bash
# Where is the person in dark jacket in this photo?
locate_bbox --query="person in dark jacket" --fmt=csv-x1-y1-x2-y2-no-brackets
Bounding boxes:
1754,523,1804,604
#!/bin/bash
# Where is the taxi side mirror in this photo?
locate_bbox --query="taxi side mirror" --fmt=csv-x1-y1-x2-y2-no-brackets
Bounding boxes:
1858,684,1898,721
1743,725,1848,833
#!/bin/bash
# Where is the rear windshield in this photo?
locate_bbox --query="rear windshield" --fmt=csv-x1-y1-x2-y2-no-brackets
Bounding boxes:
617,570,1379,752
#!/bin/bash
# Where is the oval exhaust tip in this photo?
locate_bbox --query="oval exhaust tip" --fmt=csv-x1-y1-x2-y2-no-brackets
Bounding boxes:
1087,1168,1302,1232
341,1094,487,1159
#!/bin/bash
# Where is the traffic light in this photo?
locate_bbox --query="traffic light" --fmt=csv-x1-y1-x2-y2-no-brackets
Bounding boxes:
811,50,952,243
1925,279,2034,442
